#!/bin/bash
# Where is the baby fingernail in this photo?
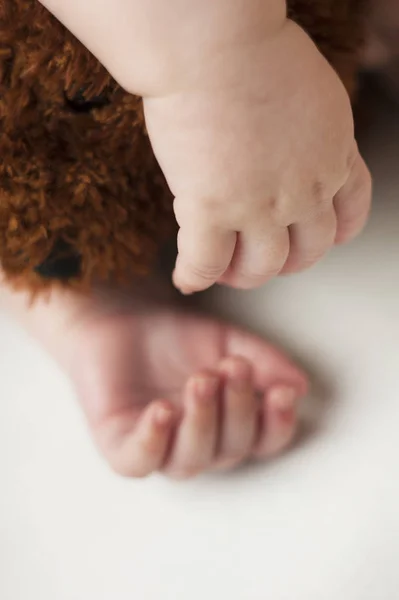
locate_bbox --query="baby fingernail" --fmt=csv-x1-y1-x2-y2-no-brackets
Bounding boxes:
223,359,251,384
269,386,297,422
194,375,219,399
154,406,173,427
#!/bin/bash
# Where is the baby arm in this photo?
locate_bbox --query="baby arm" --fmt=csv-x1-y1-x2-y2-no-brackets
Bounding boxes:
41,0,372,292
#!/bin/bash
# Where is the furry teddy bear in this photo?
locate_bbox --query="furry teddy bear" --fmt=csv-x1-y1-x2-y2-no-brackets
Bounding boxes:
0,0,367,291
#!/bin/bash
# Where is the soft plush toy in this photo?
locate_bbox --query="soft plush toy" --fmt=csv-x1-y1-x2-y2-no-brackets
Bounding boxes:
0,0,367,291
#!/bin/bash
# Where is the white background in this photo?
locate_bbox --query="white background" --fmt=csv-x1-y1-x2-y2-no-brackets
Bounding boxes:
0,84,398,600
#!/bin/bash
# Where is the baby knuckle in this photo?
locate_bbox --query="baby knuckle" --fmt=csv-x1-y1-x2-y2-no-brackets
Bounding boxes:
344,168,372,203
346,144,359,172
251,196,282,225
186,261,224,281
356,169,373,201
311,180,331,209
200,195,222,212
338,210,361,231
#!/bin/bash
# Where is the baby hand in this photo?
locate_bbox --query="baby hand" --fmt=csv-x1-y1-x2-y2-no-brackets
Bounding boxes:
144,21,372,292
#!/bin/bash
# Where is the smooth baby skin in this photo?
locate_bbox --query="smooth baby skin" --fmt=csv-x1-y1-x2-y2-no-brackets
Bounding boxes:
40,0,372,293
0,276,307,479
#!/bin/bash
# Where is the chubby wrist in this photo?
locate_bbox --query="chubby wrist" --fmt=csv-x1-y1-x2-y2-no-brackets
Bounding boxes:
138,0,288,96
40,0,287,96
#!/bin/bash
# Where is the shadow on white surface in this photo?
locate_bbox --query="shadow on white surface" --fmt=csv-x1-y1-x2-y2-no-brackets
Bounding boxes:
0,84,398,600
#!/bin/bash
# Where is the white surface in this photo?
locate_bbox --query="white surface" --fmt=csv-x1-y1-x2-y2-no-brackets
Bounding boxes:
1,92,399,600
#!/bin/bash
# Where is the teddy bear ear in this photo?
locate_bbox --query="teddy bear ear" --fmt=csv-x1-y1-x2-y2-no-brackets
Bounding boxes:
34,239,82,281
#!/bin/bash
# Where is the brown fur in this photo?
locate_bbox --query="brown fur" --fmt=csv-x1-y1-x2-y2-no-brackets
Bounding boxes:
0,0,368,290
